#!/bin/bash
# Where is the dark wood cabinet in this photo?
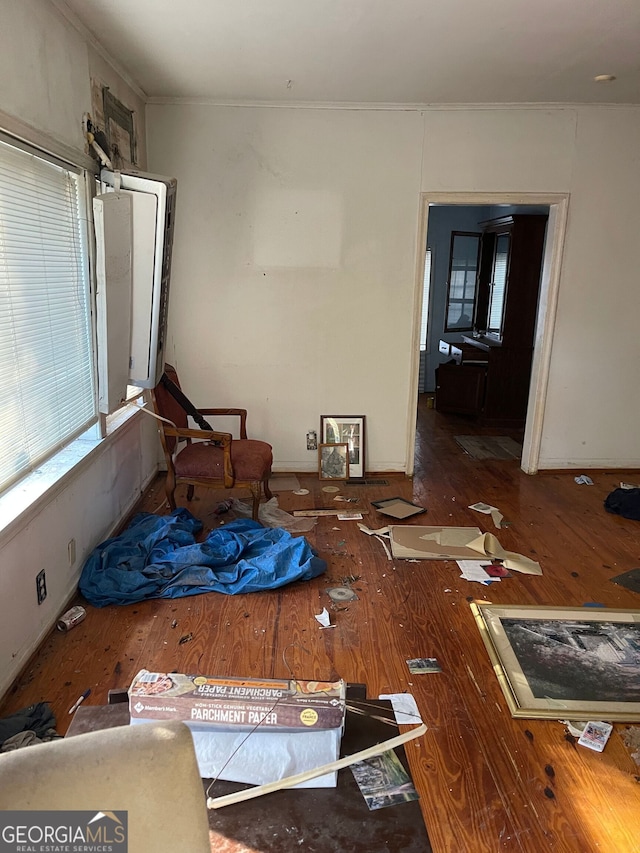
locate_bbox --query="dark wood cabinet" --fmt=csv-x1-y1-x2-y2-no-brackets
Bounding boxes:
435,362,487,415
435,214,548,426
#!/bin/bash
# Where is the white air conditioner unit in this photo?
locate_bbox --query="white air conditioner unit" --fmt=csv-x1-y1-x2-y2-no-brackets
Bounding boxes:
100,168,177,389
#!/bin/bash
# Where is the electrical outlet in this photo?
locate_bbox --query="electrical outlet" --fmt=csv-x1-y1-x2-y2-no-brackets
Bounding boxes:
36,570,47,605
307,430,317,451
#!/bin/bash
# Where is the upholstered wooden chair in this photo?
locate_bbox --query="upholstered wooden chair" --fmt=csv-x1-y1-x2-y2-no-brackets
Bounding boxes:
151,364,273,520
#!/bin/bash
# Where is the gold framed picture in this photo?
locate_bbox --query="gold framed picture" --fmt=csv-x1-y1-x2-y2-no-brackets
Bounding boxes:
471,602,640,721
318,443,349,481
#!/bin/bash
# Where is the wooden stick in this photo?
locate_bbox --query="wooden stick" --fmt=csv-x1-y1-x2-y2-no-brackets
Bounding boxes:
207,723,427,810
293,508,369,517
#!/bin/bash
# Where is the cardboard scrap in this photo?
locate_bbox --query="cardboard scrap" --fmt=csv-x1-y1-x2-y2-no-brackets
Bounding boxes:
371,497,426,520
388,526,542,575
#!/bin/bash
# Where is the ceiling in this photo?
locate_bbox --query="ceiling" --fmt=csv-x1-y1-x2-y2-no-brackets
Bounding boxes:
57,0,640,106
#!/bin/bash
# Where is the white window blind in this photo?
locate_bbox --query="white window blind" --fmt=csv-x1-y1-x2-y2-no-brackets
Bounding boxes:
487,234,509,333
0,137,97,494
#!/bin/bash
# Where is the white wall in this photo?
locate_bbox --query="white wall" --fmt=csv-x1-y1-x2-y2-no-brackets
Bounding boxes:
147,105,424,471
540,108,640,467
0,416,159,697
422,107,640,467
0,0,159,699
148,102,640,471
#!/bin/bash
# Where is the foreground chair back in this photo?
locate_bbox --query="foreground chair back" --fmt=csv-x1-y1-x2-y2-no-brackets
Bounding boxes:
0,721,211,853
151,364,272,520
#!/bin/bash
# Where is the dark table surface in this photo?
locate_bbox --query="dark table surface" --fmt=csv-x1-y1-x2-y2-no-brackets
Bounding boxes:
68,687,432,853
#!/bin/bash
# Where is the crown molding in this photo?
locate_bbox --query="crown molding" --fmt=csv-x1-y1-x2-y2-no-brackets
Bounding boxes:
49,0,148,102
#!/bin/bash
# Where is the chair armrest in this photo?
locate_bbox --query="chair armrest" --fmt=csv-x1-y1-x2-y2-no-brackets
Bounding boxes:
197,408,248,439
163,425,231,445
163,426,234,487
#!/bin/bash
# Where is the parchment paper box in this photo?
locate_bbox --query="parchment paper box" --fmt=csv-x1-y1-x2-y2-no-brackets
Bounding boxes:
128,670,346,787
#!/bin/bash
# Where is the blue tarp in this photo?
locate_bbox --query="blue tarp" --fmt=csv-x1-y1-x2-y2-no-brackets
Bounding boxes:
79,509,326,607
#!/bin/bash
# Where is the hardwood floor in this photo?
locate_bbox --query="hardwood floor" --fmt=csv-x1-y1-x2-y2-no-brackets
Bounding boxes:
3,397,640,852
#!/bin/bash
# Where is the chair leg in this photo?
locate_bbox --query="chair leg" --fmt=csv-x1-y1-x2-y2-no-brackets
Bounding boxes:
165,470,177,511
250,483,262,521
186,485,195,501
263,475,273,500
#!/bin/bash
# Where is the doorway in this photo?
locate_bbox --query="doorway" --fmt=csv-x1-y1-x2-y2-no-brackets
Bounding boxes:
406,192,569,476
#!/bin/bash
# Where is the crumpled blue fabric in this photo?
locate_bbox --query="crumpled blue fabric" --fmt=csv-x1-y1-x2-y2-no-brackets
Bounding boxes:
79,509,327,607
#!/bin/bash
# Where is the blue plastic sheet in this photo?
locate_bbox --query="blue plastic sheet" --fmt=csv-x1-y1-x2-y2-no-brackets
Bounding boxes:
79,509,327,607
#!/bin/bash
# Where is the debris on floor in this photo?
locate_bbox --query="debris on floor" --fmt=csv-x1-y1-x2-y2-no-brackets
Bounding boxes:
406,658,441,674
325,587,358,603
610,569,640,594
371,497,426,520
80,512,326,606
577,721,613,752
468,501,505,529
457,560,502,585
315,608,333,628
387,526,542,574
378,693,423,725
0,702,61,751
129,670,346,788
604,487,640,521
350,749,419,811
574,475,594,485
620,726,640,766
231,497,316,532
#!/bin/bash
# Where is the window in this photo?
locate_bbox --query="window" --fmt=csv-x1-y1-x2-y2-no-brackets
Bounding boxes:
0,135,97,494
419,248,432,351
444,232,480,331
487,233,509,334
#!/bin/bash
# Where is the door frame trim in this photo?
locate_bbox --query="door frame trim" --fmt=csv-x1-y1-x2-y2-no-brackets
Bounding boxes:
406,192,570,476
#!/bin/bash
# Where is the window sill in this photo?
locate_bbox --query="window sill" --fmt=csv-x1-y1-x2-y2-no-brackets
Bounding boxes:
0,403,143,546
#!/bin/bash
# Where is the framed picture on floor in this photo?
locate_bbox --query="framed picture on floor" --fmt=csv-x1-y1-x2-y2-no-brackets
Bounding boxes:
320,416,366,480
319,443,349,481
471,603,640,721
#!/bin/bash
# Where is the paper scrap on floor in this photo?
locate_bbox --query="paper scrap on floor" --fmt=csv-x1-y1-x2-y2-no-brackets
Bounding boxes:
469,501,504,529
457,560,501,585
378,693,423,725
315,608,332,627
388,526,542,575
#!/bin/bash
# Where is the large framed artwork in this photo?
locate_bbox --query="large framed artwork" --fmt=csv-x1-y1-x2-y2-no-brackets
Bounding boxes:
471,603,640,721
320,416,366,480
